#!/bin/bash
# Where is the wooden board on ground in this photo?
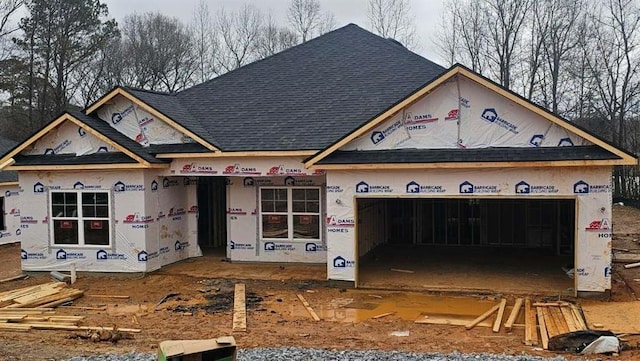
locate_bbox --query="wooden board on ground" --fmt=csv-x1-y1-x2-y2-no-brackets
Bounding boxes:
232,283,246,332
492,299,507,333
536,307,550,350
548,307,569,335
296,294,321,321
465,304,500,330
560,306,579,332
581,301,640,334
524,299,538,346
415,314,492,327
505,298,523,332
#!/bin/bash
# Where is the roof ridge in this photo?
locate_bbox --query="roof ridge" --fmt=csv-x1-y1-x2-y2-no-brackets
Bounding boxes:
179,23,398,96
124,86,175,96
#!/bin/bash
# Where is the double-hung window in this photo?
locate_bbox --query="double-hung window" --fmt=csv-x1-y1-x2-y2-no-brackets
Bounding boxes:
260,187,321,241
50,191,111,246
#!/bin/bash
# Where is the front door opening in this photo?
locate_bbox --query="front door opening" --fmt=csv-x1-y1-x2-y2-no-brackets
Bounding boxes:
197,177,227,250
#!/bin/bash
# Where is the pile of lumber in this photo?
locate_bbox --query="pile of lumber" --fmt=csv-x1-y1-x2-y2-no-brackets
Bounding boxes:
0,282,83,308
530,301,588,350
0,281,140,334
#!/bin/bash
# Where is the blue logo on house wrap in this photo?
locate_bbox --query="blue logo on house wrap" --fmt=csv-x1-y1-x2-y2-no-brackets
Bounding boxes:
21,249,27,260
137,251,148,262
515,181,530,194
56,249,67,260
356,181,369,193
78,127,87,137
558,138,574,147
406,181,420,193
459,181,474,194
529,134,544,147
574,180,589,194
150,180,158,191
333,256,346,268
481,108,498,122
74,181,84,189
306,243,317,252
264,242,275,251
97,250,108,260
97,249,126,260
371,131,385,144
34,182,45,193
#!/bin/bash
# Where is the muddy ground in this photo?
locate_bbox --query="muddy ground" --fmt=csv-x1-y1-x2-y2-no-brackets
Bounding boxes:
1,205,640,360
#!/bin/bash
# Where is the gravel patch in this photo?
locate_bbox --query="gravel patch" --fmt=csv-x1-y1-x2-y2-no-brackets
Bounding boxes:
64,348,583,361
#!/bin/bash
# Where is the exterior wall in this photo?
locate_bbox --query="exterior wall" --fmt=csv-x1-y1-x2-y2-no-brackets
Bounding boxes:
0,184,21,245
19,170,149,272
325,167,613,293
17,170,202,273
141,170,201,272
164,157,328,263
225,175,326,263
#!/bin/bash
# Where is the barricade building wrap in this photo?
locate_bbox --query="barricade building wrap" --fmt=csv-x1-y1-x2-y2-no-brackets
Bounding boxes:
18,170,202,272
325,167,613,293
1,184,21,246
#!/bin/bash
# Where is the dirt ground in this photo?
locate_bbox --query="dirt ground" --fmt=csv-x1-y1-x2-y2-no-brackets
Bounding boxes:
1,205,640,360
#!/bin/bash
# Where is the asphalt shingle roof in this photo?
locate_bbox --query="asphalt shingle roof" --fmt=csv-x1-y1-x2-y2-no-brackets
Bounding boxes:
316,146,620,164
164,24,445,151
0,136,18,183
13,152,138,166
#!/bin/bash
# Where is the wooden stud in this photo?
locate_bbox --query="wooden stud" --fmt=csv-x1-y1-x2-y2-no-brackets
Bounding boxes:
60,306,107,311
0,181,18,187
532,302,571,307
232,283,247,332
524,299,537,346
536,307,550,350
505,298,523,332
465,304,500,330
560,306,579,332
296,294,321,321
7,163,169,171
493,299,508,333
0,274,27,284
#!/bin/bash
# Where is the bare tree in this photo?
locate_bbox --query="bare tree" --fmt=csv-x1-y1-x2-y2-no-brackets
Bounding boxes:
216,4,262,73
0,0,22,37
287,0,335,42
437,0,487,72
191,0,218,83
121,13,197,92
257,13,298,59
482,0,532,89
367,0,416,49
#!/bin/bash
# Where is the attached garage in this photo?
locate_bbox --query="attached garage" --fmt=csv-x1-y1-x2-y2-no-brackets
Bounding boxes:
355,197,576,294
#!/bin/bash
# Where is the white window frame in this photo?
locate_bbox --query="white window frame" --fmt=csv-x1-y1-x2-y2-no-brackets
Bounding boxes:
49,190,112,247
259,186,321,242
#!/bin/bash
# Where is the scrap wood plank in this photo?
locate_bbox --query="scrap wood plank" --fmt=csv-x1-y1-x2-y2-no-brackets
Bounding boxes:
524,299,538,346
232,283,247,332
541,307,560,338
465,303,500,330
390,268,414,273
12,287,63,304
415,314,492,327
296,294,321,321
77,326,141,333
0,308,53,312
0,323,31,331
0,314,26,321
536,307,550,350
39,293,84,308
570,304,588,330
372,312,395,319
60,305,106,311
493,299,508,333
548,307,569,335
505,298,523,332
532,302,571,307
560,306,579,332
8,289,83,308
0,274,28,284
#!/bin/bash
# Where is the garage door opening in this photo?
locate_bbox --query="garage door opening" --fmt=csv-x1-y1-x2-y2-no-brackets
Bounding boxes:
356,198,576,295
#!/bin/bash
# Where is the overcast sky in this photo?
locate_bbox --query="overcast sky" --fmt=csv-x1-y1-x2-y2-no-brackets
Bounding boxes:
100,0,447,65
